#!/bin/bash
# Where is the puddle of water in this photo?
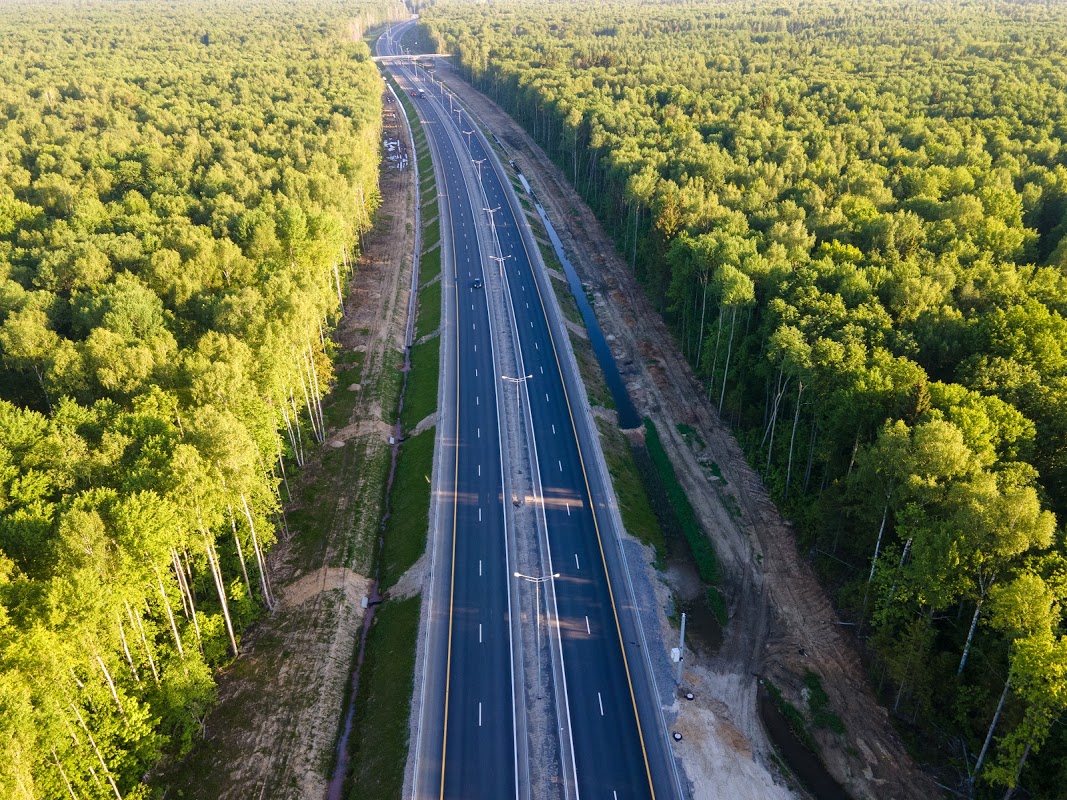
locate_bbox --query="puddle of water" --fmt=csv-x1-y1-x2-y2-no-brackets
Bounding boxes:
758,683,853,800
533,203,641,430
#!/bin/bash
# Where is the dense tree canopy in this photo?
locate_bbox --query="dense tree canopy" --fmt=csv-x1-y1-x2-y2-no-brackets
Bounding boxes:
422,0,1067,794
0,0,400,795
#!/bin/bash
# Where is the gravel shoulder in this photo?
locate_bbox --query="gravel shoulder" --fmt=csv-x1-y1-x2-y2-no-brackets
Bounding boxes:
440,67,942,800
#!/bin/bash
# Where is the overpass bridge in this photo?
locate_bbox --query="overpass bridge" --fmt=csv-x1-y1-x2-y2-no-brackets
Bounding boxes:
371,53,451,63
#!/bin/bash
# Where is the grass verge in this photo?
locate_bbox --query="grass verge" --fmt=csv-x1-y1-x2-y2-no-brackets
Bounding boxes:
379,426,434,590
422,215,440,251
344,594,421,799
415,279,441,340
596,417,666,563
644,417,726,622
400,338,439,434
420,246,441,285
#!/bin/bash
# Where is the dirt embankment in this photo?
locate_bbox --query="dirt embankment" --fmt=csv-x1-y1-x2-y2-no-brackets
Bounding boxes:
441,68,942,800
163,87,416,799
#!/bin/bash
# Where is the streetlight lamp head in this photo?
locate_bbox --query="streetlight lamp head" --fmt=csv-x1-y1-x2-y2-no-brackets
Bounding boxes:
551,573,560,578
513,572,522,577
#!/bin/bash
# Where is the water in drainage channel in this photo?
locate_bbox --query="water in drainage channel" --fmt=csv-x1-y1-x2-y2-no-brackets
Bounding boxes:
525,195,641,430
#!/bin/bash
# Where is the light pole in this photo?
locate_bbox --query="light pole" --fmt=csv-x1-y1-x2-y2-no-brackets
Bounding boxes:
501,373,533,417
513,571,559,698
462,129,475,151
489,254,511,280
474,160,487,185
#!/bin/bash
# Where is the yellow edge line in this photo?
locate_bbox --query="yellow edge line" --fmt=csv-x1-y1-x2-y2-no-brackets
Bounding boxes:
502,171,657,796
435,100,462,800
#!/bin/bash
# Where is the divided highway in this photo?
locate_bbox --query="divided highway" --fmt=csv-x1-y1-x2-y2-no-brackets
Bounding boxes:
379,21,682,800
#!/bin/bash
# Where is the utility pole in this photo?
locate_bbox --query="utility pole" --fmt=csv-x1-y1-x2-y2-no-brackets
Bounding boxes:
674,612,687,684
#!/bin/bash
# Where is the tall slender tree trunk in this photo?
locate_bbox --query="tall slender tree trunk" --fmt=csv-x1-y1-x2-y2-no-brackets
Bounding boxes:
94,650,125,720
70,703,123,800
241,493,275,611
958,595,986,675
156,574,185,661
127,602,159,683
1003,741,1033,799
708,310,724,400
117,614,140,684
202,531,238,658
868,503,890,584
696,274,709,369
972,675,1011,786
227,505,254,598
803,418,818,493
51,748,78,800
763,374,791,476
785,381,805,499
174,548,202,648
847,429,861,477
718,305,739,413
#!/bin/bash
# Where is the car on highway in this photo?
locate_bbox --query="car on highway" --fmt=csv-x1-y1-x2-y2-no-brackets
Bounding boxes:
472,277,483,289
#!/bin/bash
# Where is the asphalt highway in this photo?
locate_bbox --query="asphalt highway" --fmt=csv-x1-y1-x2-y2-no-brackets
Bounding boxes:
380,21,681,800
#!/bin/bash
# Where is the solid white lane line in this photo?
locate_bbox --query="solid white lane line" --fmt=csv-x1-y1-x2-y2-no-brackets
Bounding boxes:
585,616,591,634
598,692,604,716
575,554,580,570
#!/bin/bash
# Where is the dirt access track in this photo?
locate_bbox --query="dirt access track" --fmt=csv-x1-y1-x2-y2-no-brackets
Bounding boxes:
439,67,943,800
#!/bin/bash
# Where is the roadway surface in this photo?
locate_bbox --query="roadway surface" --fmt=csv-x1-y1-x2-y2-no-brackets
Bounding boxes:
378,26,521,800
380,21,682,800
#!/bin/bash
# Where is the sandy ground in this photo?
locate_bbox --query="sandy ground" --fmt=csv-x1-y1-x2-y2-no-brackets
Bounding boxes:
163,87,416,799
441,68,943,800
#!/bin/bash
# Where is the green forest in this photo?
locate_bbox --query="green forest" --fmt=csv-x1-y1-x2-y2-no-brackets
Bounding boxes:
0,0,398,795
420,0,1067,795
